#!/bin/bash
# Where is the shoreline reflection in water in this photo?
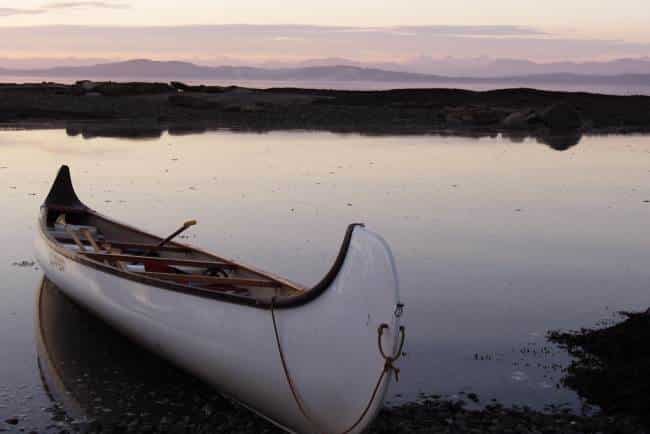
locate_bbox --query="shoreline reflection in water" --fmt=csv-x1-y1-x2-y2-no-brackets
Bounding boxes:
36,278,280,433
60,120,584,151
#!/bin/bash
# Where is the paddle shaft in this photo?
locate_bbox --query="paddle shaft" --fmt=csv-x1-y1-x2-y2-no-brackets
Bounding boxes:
145,220,197,256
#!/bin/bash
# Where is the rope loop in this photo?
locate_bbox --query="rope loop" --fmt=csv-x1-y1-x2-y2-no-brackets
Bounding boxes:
377,324,406,382
270,298,406,434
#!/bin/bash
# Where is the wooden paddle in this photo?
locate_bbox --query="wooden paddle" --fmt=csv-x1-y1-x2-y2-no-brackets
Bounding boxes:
142,220,197,256
155,220,197,251
143,220,197,272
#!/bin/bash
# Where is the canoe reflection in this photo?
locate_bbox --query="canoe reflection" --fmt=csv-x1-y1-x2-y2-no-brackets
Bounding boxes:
35,278,280,433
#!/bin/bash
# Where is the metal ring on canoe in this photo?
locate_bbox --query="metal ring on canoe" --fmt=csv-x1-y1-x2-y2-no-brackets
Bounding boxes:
270,297,406,434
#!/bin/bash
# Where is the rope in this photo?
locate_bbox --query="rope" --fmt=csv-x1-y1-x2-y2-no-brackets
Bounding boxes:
270,297,406,434
270,297,325,433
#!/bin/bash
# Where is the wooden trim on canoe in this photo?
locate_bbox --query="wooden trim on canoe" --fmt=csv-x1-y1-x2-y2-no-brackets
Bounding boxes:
40,214,361,309
55,237,191,252
135,272,281,288
39,166,364,310
83,252,237,269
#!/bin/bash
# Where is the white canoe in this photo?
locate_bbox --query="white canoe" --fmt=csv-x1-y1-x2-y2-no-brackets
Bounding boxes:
34,166,405,434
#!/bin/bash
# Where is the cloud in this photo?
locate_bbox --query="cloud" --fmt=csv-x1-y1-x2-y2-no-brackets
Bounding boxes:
335,25,546,37
0,8,45,16
0,2,128,17
0,25,647,63
42,1,129,10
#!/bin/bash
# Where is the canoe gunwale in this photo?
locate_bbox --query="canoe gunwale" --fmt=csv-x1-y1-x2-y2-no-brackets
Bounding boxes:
39,166,364,310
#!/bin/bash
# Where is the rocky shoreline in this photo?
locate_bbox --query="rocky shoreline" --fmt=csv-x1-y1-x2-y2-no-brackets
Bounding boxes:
17,276,649,434
549,310,650,429
4,395,646,433
1,81,650,140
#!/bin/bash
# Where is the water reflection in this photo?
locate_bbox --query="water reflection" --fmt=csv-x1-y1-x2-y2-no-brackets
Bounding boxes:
2,128,648,418
66,123,164,140
59,121,584,150
36,278,279,432
536,131,583,151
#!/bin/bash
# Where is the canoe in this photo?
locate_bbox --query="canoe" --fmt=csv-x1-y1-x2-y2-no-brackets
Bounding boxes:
34,166,405,434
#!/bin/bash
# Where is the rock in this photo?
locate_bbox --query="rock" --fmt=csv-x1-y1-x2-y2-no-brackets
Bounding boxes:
502,110,539,129
76,80,99,92
444,106,503,126
471,109,503,125
168,95,220,110
171,82,228,93
539,103,582,130
535,131,583,151
171,81,192,91
92,82,176,97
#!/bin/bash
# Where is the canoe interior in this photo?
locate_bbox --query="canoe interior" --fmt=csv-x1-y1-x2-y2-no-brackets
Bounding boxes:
43,205,305,300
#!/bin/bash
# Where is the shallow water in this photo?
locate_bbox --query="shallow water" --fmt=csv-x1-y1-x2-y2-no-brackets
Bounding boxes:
1,129,650,430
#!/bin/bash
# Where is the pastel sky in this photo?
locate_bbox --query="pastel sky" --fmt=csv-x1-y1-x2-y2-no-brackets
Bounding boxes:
1,0,650,63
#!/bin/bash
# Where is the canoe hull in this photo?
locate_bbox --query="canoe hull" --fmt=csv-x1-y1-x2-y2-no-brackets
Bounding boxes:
35,224,402,434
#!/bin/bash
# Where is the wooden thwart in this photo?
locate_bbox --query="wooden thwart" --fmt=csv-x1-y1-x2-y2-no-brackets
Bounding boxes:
81,229,102,252
65,228,86,251
84,252,236,269
55,236,190,252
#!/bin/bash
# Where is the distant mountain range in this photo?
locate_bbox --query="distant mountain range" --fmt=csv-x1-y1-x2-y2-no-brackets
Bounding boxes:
376,57,650,77
255,56,650,77
1,58,650,85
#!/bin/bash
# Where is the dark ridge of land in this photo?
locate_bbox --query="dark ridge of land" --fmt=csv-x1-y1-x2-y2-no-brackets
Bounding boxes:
549,310,650,427
0,82,649,142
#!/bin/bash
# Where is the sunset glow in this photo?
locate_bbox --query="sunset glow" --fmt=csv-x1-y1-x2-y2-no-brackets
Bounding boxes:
1,0,649,64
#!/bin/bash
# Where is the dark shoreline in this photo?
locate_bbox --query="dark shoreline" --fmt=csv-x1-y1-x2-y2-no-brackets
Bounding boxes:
1,82,650,142
10,273,649,433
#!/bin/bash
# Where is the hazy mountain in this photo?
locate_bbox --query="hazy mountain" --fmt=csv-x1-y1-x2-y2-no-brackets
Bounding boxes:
399,56,650,77
1,58,649,86
267,56,650,77
4,56,650,77
0,59,447,81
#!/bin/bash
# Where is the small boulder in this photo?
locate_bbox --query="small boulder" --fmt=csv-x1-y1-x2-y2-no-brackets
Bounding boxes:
536,131,583,151
444,106,502,126
471,109,502,126
168,95,220,110
502,110,538,129
539,103,582,130
93,82,176,97
76,80,99,92
170,81,192,91
5,417,19,425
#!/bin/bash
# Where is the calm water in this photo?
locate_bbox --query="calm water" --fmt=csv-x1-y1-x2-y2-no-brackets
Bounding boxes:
1,129,650,430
